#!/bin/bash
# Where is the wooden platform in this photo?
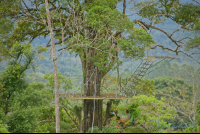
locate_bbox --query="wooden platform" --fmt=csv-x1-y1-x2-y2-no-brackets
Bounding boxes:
58,93,135,100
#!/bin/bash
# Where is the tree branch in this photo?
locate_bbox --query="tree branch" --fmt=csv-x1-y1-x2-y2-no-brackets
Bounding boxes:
150,44,200,64
192,0,200,5
123,0,126,14
169,26,182,37
137,22,149,34
61,105,79,128
150,14,170,26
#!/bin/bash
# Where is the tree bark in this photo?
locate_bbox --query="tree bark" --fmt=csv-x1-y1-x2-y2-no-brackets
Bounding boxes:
81,47,103,132
103,101,112,126
45,0,60,133
83,99,103,132
78,107,82,132
4,96,10,115
123,0,126,14
83,64,103,132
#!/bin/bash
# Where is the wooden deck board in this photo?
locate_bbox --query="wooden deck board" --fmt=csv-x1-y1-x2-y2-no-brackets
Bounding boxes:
58,93,135,100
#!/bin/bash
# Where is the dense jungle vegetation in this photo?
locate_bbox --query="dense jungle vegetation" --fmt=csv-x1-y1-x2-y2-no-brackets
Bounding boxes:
0,0,200,133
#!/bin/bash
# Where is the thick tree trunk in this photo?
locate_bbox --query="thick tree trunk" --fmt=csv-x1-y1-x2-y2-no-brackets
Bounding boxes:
83,99,103,132
103,101,112,126
81,48,103,132
83,65,103,132
81,1,105,131
45,0,60,133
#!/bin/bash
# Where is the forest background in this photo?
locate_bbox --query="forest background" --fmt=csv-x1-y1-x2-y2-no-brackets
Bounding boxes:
0,0,200,133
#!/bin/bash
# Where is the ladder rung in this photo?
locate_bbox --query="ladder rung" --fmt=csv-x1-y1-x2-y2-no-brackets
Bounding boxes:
142,63,152,65
135,71,146,74
138,71,146,73
129,79,141,82
139,67,149,69
131,77,141,80
134,74,144,76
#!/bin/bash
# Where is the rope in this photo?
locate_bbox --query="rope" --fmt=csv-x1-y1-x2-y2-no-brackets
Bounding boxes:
84,67,97,87
68,67,97,94
91,66,97,133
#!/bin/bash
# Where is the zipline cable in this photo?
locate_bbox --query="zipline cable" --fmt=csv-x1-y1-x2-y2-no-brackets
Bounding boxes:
145,58,174,76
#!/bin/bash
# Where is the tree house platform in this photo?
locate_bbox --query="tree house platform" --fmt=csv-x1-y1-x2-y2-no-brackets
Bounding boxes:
58,93,135,99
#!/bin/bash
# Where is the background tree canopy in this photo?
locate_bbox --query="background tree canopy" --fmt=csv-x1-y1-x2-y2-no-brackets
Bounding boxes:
0,0,199,133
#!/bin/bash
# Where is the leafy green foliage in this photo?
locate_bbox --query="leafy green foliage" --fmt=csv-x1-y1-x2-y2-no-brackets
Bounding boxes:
0,0,199,133
134,0,180,22
44,72,72,92
146,60,199,81
115,95,177,133
134,0,200,27
56,0,155,74
0,0,20,61
154,76,191,100
25,72,46,83
86,126,101,133
182,125,199,133
36,45,48,54
13,88,53,109
37,121,77,133
0,42,36,115
101,125,121,133
86,125,121,133
7,108,37,133
134,95,176,120
0,120,9,133
135,78,156,95
173,3,200,26
186,36,200,51
0,18,14,61
28,82,45,90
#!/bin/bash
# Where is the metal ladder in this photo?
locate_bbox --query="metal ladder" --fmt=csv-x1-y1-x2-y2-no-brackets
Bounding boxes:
120,56,155,97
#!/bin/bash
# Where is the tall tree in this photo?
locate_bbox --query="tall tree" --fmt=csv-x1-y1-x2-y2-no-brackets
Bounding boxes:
45,0,60,132
67,0,153,132
127,0,200,63
0,0,166,132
